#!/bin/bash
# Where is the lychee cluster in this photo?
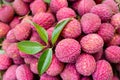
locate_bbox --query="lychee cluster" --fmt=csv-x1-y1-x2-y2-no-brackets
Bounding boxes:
0,0,120,80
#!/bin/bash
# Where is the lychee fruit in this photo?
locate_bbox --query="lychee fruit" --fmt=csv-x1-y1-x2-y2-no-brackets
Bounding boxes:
105,46,120,63
46,54,64,76
80,13,101,34
0,22,10,38
50,0,68,13
62,18,81,38
55,38,81,63
98,23,114,42
16,64,33,80
80,34,104,54
0,5,14,23
77,0,96,16
0,54,12,70
60,64,80,80
90,4,113,22
33,12,55,29
30,0,47,15
56,7,76,21
76,54,96,76
92,60,113,80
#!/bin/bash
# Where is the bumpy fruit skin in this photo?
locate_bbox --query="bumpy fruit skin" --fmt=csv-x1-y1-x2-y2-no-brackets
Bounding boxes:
90,4,113,22
6,43,21,59
77,0,96,16
6,29,17,43
13,23,31,41
76,54,96,76
24,56,36,64
10,17,21,29
0,54,12,70
111,13,120,27
30,0,47,15
40,73,60,80
2,39,12,51
19,51,32,58
46,54,64,76
60,64,80,80
30,58,38,74
12,0,29,16
92,60,113,80
33,12,55,29
62,18,81,38
0,5,14,23
16,64,33,80
105,46,120,63
80,13,101,34
3,65,18,80
56,7,76,21
108,34,120,46
0,22,10,38
80,34,104,54
55,38,81,63
98,23,114,42
50,0,68,13
102,0,119,14
72,0,81,11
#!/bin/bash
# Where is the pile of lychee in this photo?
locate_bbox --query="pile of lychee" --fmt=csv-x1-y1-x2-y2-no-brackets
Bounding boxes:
0,0,120,80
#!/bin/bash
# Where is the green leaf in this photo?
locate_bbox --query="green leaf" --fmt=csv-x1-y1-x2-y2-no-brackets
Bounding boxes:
17,41,44,55
0,50,5,54
28,20,48,45
44,0,51,3
38,48,53,75
51,18,71,45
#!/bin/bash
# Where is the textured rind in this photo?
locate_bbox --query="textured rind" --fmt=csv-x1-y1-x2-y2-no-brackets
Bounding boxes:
3,65,18,80
76,54,96,76
80,13,101,34
0,54,12,70
102,0,119,14
108,34,120,46
2,39,12,52
46,54,64,76
78,0,96,16
90,4,113,22
13,57,24,65
105,46,120,63
10,17,21,29
6,29,17,43
40,73,60,80
33,12,55,29
111,13,120,27
47,27,54,42
62,18,81,38
12,0,29,16
0,22,10,38
16,64,33,80
13,22,31,41
92,60,113,80
6,43,21,59
98,23,114,42
80,34,104,54
30,0,47,15
0,5,14,23
30,58,38,74
55,38,81,63
60,64,80,80
50,0,68,13
56,7,76,21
